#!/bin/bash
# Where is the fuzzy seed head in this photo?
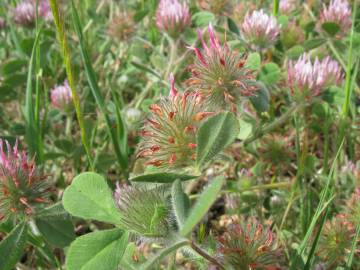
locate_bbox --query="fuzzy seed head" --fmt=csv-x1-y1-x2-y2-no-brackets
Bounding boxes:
114,184,170,238
0,17,6,29
345,188,360,225
317,214,357,267
50,80,73,112
187,24,258,112
156,0,191,38
0,140,49,221
217,218,284,269
108,13,136,41
241,10,281,50
287,53,343,99
320,0,352,34
138,77,213,170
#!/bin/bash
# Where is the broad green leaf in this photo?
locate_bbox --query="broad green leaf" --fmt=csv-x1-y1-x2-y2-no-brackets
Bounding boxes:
250,82,270,113
321,22,340,37
192,11,215,27
0,222,28,270
259,62,281,85
196,112,239,167
171,180,190,228
131,172,197,183
286,45,305,59
237,119,253,140
139,237,189,270
35,202,75,247
245,52,261,71
66,229,128,270
227,17,240,35
180,176,225,236
63,172,121,225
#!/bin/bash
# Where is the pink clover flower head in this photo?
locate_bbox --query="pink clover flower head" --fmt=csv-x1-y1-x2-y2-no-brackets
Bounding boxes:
241,9,281,50
156,0,191,38
51,80,73,112
287,53,343,99
320,0,352,34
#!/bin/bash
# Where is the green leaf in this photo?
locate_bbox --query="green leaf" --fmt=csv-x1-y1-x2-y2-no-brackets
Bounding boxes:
119,243,138,270
196,112,239,167
192,11,215,27
250,82,270,113
180,176,225,236
245,52,261,71
171,180,190,229
259,62,281,85
130,172,197,183
66,229,128,270
139,237,189,270
286,45,305,59
36,218,75,248
227,17,240,35
303,38,326,51
35,202,75,247
0,222,28,270
321,22,340,37
1,59,27,75
62,172,121,225
71,1,128,174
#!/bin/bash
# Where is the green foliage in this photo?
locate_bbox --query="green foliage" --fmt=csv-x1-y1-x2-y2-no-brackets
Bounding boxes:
130,172,198,183
66,229,128,270
35,203,75,248
62,172,121,225
0,222,28,270
196,112,239,168
180,176,225,236
171,179,190,229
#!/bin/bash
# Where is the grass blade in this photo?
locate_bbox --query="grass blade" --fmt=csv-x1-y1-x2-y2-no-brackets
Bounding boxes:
70,0,128,176
49,0,94,169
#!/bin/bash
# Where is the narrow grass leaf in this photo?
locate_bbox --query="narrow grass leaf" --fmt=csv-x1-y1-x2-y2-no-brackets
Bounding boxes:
70,0,128,175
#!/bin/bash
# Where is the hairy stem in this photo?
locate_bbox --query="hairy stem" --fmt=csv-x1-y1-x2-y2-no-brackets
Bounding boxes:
190,241,224,270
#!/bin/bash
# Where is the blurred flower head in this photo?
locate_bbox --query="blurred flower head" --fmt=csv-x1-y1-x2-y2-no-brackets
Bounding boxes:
319,0,352,35
187,24,257,112
287,53,343,99
279,0,297,15
0,139,49,221
317,214,356,267
13,0,53,26
137,75,213,169
51,80,73,112
38,0,53,22
13,1,36,26
156,0,191,38
217,217,284,269
197,0,233,16
241,9,281,50
345,188,360,224
114,184,170,238
0,17,6,29
108,12,136,41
